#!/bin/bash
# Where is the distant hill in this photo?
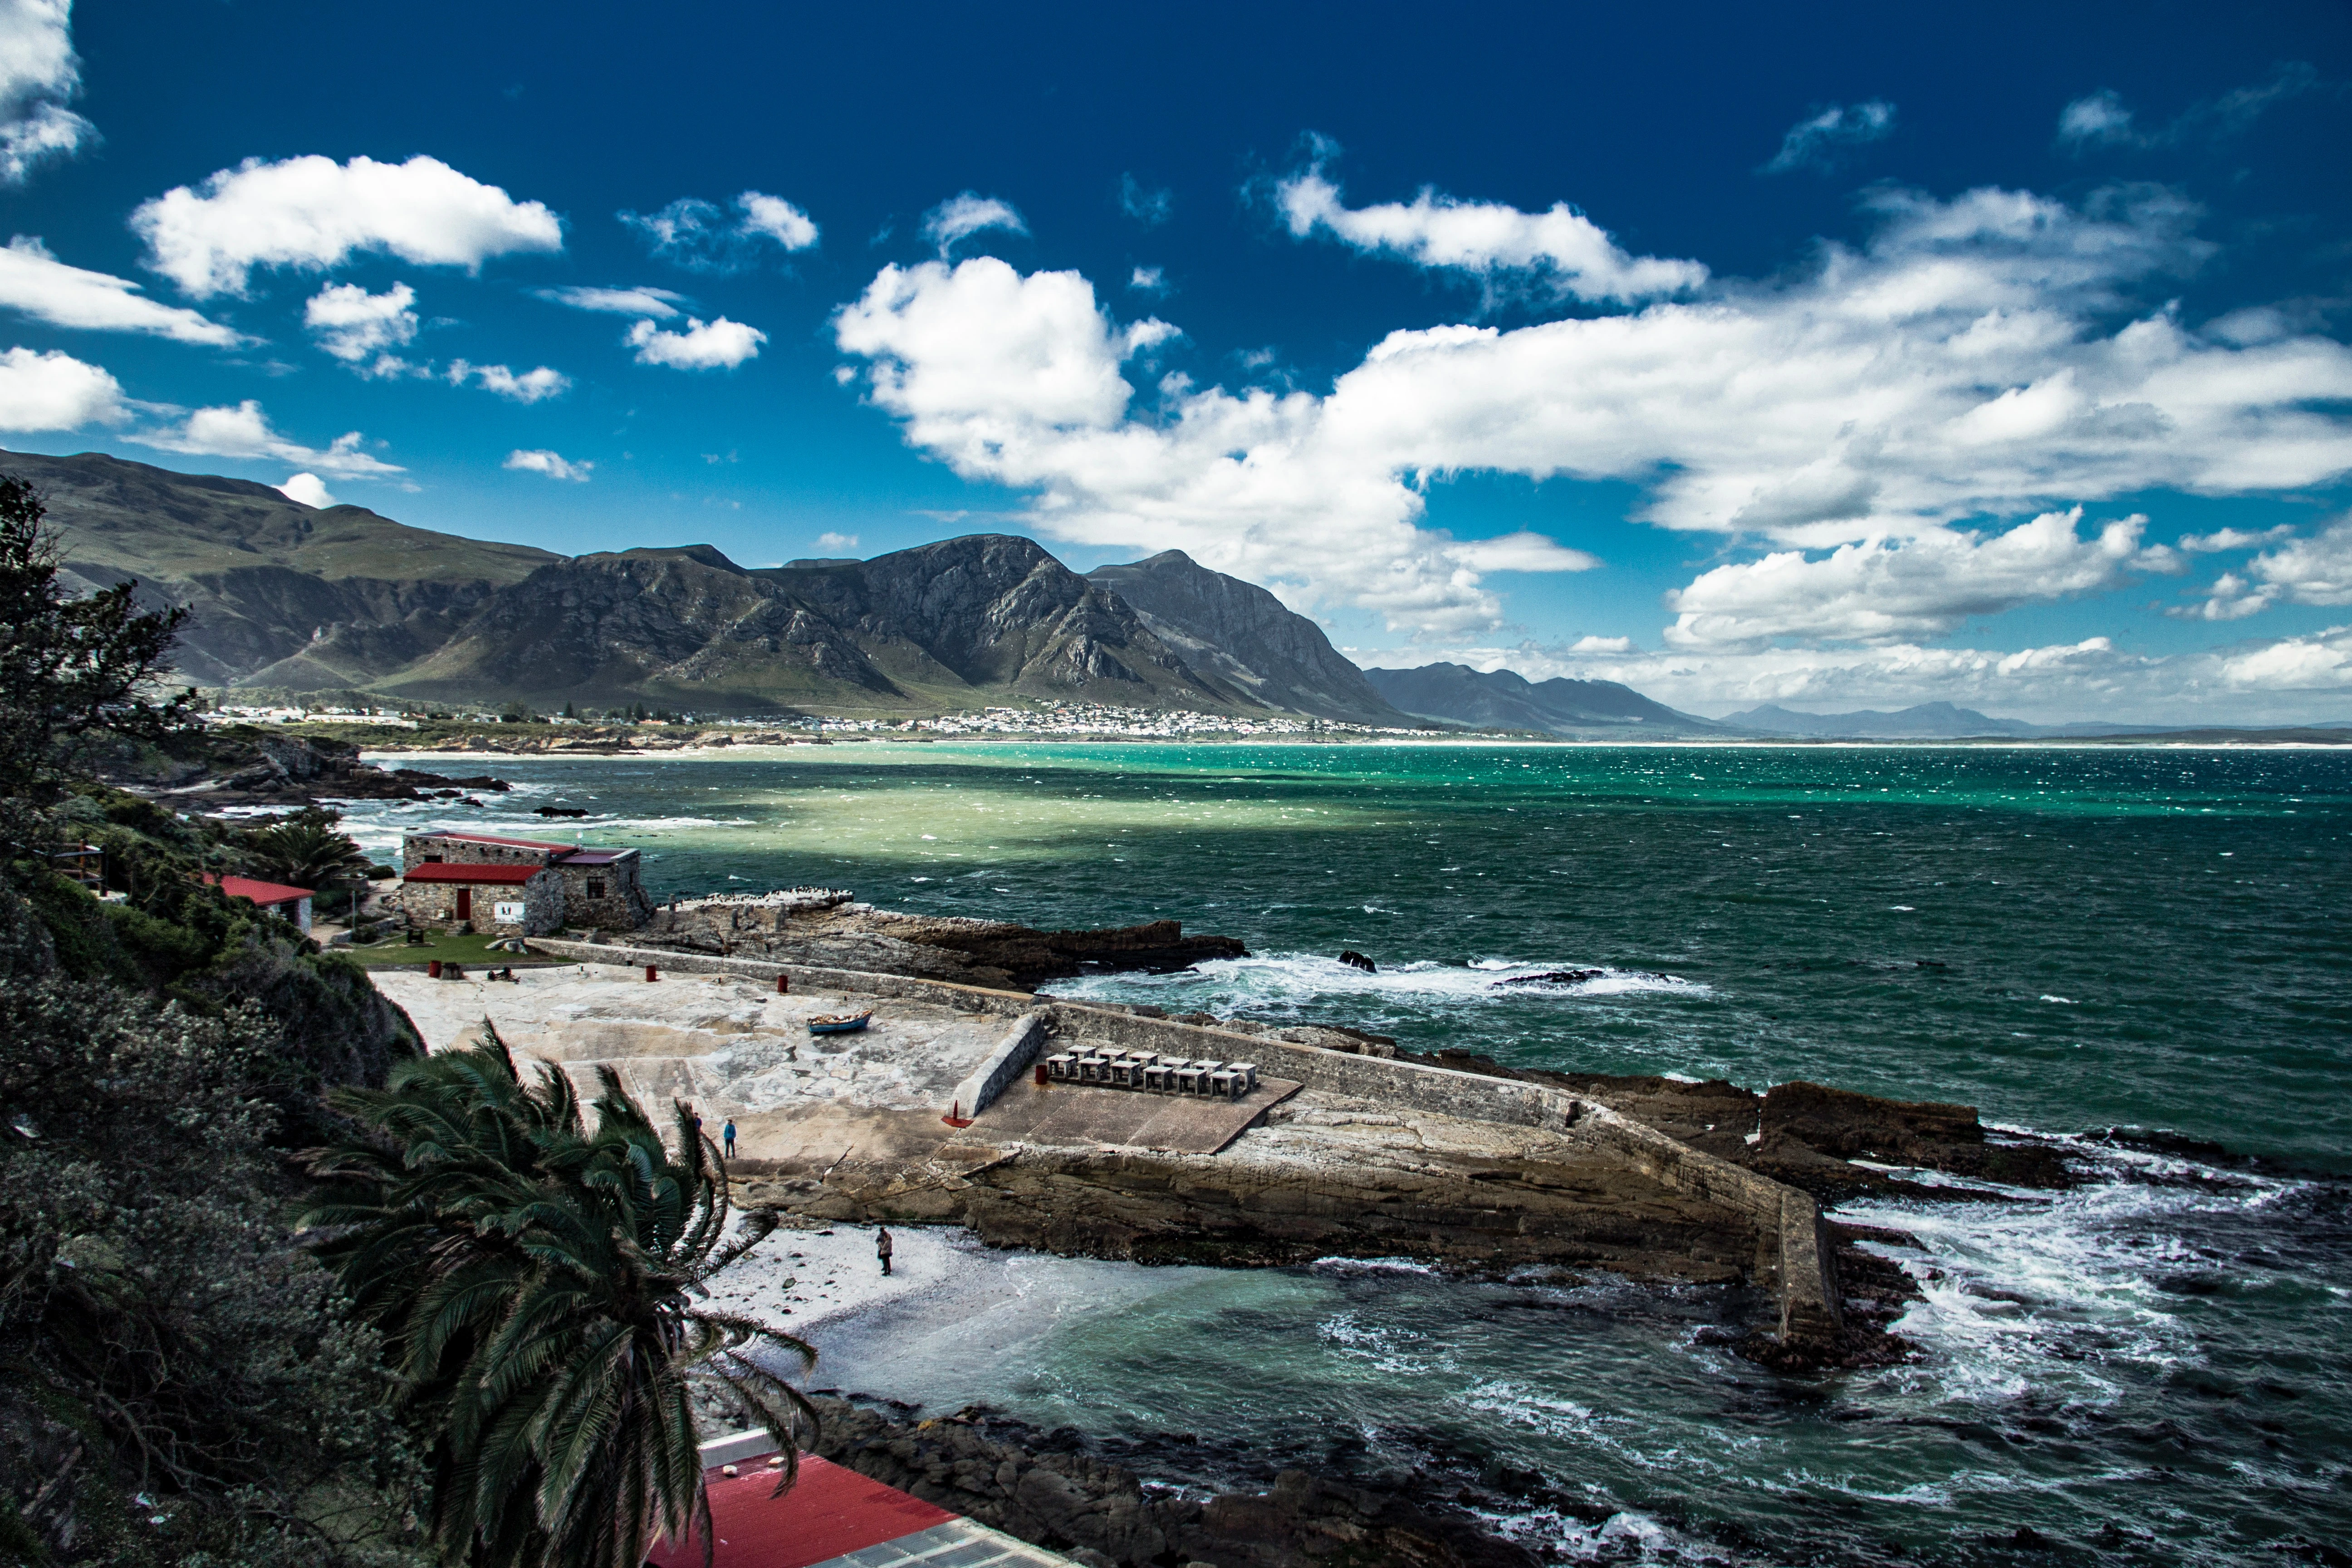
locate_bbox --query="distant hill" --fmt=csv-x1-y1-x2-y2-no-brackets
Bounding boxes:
388,534,1245,712
1084,550,1410,725
22,448,559,687
1362,662,1717,735
11,448,1264,715
1719,701,2038,738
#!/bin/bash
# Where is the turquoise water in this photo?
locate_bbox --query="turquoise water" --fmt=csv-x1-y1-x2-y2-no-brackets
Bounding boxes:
345,742,2352,1563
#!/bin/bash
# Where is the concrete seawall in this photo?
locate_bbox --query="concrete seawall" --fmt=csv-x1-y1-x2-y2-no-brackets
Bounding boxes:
525,939,1841,1341
950,1009,1053,1120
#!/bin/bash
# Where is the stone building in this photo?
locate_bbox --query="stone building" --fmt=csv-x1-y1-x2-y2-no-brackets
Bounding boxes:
399,830,653,932
398,862,564,936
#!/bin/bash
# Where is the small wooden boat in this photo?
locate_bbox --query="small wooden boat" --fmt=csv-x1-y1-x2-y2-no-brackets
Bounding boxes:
806,1009,875,1035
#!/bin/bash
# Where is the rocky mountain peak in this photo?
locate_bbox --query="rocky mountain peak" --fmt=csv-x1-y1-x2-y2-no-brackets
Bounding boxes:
1085,549,1408,725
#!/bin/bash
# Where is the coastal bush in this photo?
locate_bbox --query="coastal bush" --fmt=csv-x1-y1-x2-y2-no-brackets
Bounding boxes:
301,1036,816,1568
0,468,428,1563
0,887,426,1566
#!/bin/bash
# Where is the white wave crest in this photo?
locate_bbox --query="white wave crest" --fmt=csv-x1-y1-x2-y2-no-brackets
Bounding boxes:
1047,952,1710,1010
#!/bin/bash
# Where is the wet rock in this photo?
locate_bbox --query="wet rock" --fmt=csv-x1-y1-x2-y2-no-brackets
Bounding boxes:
803,1398,1539,1568
1336,950,1376,972
103,729,515,808
637,904,1248,990
1491,968,1602,987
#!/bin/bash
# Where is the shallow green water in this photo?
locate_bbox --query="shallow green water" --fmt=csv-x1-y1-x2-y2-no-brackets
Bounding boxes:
344,742,2352,1563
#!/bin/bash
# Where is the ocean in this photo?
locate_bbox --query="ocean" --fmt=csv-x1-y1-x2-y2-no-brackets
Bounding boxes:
341,741,2352,1564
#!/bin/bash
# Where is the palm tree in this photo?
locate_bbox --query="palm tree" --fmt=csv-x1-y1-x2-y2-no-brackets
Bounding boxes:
300,1033,816,1568
243,808,373,891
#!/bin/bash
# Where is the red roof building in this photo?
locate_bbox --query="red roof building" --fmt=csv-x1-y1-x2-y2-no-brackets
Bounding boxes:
647,1443,1072,1568
402,827,652,932
205,873,317,934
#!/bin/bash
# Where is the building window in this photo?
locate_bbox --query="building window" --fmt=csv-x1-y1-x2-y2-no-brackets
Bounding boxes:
586,879,606,900
425,854,442,863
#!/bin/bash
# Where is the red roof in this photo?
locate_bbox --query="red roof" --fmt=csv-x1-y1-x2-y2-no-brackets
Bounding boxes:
402,862,545,885
418,831,582,854
647,1454,953,1568
206,873,315,905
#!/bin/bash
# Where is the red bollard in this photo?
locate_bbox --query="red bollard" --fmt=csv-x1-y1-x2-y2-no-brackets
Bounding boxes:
775,973,789,995
1034,1062,1049,1086
645,965,659,982
427,959,442,978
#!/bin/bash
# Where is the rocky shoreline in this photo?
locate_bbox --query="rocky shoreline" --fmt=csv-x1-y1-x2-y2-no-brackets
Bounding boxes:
103,728,515,809
798,1393,1543,1568
632,893,1251,988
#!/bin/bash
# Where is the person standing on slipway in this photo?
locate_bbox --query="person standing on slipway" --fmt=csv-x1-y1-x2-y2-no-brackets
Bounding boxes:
722,1119,736,1159
876,1226,893,1277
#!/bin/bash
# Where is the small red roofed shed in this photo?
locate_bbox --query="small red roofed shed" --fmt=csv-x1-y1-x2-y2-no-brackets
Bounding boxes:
205,873,315,934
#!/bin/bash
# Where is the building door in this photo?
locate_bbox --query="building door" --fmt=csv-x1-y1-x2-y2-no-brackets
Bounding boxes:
456,887,472,920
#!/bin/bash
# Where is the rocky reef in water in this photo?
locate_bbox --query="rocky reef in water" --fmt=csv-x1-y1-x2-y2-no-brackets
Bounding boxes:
632,896,1250,989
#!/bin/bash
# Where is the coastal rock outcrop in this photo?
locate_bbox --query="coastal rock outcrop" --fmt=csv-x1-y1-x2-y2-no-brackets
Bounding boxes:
801,1396,1540,1568
102,727,514,808
635,898,1248,989
1388,1054,2076,1198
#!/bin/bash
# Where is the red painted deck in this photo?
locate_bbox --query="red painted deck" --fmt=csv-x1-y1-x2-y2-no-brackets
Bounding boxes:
647,1454,955,1568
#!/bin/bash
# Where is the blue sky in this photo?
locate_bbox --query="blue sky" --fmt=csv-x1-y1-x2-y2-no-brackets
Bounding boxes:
3,0,2351,721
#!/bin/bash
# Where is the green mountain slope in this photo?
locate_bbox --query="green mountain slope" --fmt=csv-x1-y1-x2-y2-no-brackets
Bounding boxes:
18,448,560,687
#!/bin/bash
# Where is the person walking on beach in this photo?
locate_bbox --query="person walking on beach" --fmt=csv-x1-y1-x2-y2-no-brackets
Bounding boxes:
876,1226,894,1277
722,1118,736,1159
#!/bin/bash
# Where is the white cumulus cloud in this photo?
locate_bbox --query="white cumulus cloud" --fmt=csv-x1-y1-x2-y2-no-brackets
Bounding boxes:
0,0,94,184
132,154,563,299
1274,147,1706,303
136,399,403,477
921,193,1026,256
835,181,2352,638
303,280,419,373
278,472,334,508
619,191,818,273
0,343,122,429
735,191,818,250
2192,514,2352,620
625,314,764,370
0,236,241,344
813,531,859,553
1663,508,2173,649
1762,100,1897,174
1377,627,2352,725
448,359,568,402
505,447,590,481
535,284,688,317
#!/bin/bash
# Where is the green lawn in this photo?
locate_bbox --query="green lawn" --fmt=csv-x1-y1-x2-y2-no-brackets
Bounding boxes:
335,930,568,970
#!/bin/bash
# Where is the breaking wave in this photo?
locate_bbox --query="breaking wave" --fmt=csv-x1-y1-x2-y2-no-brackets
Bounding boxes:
1045,952,1710,1014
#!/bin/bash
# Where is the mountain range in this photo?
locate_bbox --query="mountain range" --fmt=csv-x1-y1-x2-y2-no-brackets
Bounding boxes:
35,448,2319,739
25,448,1415,722
1363,662,1720,735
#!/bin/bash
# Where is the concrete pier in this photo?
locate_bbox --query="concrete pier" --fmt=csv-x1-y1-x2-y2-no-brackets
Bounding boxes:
376,938,1844,1347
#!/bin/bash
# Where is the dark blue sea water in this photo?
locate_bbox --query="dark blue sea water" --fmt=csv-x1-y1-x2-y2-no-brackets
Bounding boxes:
346,742,2352,1564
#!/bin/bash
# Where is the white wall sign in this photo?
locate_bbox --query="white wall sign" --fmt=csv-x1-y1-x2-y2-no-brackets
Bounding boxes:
493,901,526,923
